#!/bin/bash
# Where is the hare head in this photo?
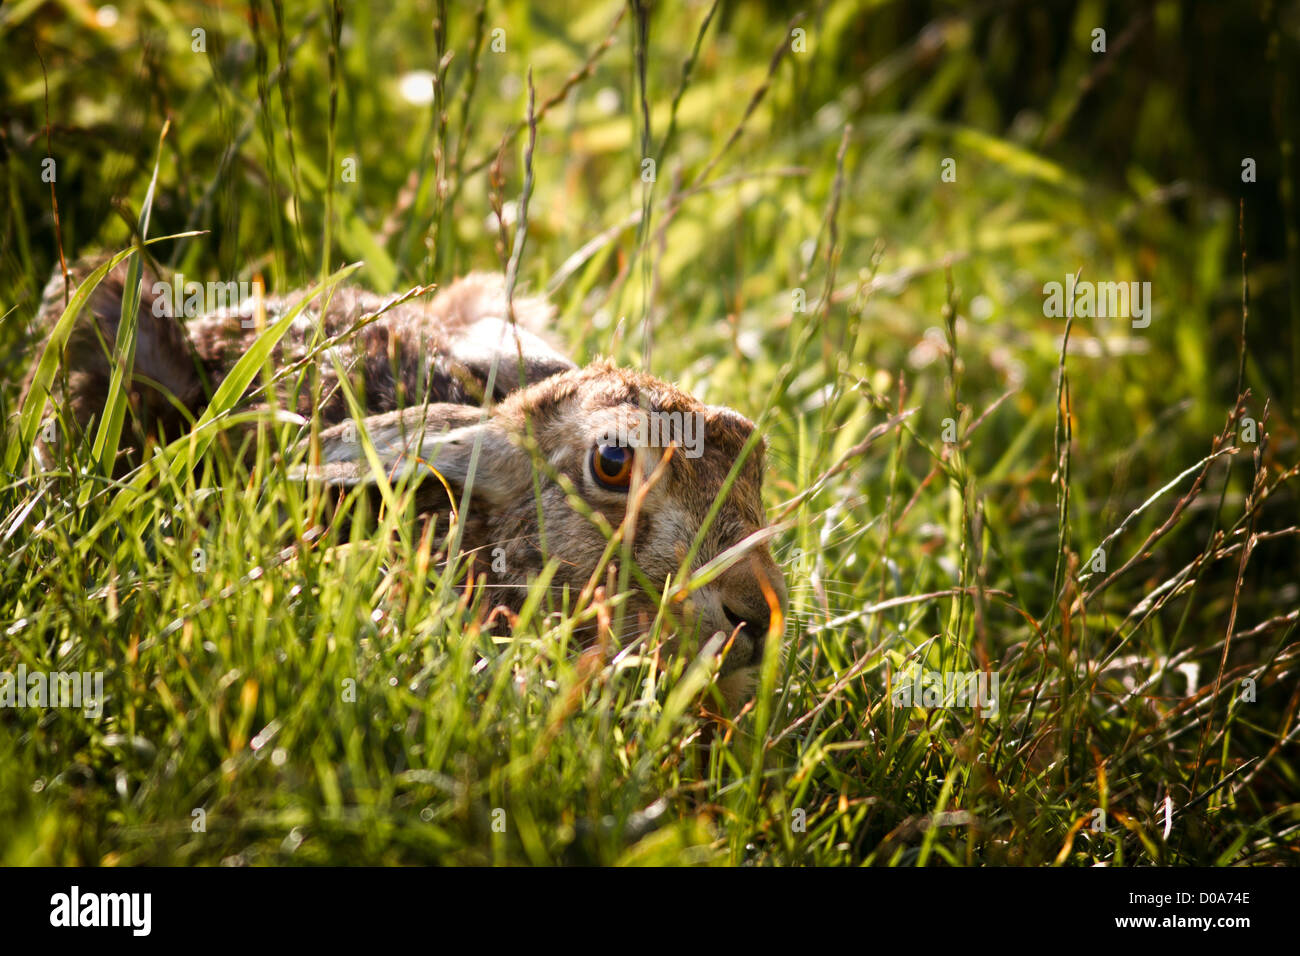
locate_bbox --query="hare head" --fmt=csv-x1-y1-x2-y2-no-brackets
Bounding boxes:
306,360,788,703
23,259,788,706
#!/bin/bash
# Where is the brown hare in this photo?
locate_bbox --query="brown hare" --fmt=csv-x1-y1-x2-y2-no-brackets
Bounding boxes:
20,258,787,707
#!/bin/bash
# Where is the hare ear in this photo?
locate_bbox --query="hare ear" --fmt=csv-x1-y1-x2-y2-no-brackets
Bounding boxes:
429,274,573,393
448,317,575,396
297,404,529,506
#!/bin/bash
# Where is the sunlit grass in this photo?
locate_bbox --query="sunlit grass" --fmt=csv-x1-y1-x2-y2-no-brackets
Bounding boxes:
1,0,1296,865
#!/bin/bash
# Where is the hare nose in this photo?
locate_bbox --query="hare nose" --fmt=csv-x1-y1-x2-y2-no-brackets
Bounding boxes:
723,604,770,655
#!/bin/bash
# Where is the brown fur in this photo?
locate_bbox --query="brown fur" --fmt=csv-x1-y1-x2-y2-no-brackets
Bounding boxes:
22,259,571,462
20,257,787,707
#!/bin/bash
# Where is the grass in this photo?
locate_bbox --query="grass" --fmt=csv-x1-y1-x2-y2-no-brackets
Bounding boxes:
1,0,1297,865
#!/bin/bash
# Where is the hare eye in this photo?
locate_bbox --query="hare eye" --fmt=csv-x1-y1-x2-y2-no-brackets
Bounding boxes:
590,444,634,491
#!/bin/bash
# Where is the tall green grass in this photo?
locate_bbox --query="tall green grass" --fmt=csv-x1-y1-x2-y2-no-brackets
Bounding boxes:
1,0,1296,865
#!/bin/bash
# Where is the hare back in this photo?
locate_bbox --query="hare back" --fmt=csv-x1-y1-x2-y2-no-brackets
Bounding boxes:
24,258,575,451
